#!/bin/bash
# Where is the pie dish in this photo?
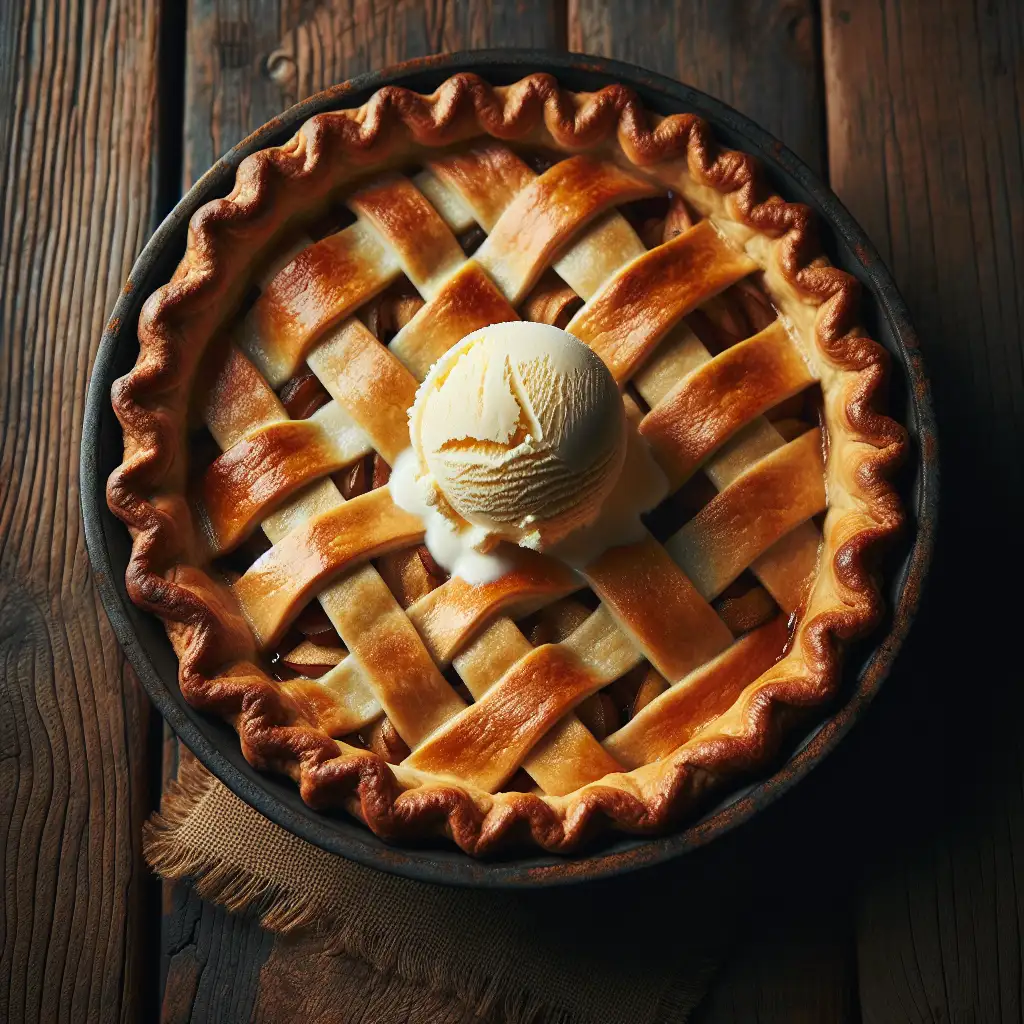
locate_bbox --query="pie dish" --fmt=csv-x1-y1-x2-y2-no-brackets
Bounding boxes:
107,71,905,855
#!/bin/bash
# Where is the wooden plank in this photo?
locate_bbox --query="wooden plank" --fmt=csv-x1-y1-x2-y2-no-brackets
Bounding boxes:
184,0,566,184
566,5,861,1019
824,0,1024,501
167,3,564,1019
251,933,495,1024
694,898,857,1024
823,1,1024,1021
162,879,275,1024
568,0,827,172
0,1,163,1022
684,731,866,1024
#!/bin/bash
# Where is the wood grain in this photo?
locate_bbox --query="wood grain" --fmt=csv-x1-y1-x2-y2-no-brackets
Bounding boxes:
251,934,495,1024
568,0,827,172
184,0,565,185
9,1,1006,1020
162,3,564,1019
566,5,869,1020
825,0,1023,508
162,879,275,1024
0,1,162,1022
823,1,1024,1021
694,895,857,1024
685,727,868,1024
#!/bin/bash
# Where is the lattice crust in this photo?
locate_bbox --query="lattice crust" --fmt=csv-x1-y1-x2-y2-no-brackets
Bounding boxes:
108,73,905,854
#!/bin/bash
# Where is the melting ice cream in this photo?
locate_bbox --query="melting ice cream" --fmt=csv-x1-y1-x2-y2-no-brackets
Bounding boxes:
390,321,667,585
408,322,626,551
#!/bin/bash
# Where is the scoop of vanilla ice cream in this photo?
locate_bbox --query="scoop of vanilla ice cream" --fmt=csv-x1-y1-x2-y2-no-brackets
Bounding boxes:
409,322,626,551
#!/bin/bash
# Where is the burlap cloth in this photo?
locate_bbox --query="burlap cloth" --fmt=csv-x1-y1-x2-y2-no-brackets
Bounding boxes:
147,751,744,1023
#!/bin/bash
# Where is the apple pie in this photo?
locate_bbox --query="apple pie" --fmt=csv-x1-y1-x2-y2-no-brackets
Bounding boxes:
108,73,905,854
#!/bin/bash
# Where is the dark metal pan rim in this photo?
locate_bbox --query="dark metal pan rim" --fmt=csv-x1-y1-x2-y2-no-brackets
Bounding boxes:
81,49,938,889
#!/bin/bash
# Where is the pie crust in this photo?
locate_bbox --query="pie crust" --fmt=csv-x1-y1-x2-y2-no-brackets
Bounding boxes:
107,73,905,854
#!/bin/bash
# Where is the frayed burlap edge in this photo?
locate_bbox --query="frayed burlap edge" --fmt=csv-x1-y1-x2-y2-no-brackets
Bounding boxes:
145,756,713,1024
145,756,326,932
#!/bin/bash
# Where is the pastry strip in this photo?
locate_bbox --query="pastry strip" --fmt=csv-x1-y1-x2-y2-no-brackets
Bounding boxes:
425,146,649,302
240,217,400,386
305,318,419,465
282,662,384,737
347,174,465,299
604,615,790,768
634,311,824,613
201,403,372,554
665,428,826,601
640,320,815,487
406,605,642,791
233,488,425,647
203,345,290,449
566,220,758,382
405,645,604,791
389,262,519,380
426,144,537,230
451,616,625,796
474,156,658,305
315,564,466,745
584,534,734,683
406,551,582,666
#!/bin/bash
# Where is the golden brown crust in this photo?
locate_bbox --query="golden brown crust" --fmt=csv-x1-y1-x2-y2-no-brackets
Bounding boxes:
107,72,905,855
584,535,734,680
668,428,827,600
639,320,815,487
566,219,757,381
406,550,580,666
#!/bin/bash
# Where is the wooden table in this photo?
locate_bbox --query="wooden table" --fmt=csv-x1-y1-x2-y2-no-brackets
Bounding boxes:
2,1,1021,1021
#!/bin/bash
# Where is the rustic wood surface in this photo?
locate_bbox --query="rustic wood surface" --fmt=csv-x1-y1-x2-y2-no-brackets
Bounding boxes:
0,2,164,1023
2,0,1021,1021
823,2,1024,1020
569,0,826,172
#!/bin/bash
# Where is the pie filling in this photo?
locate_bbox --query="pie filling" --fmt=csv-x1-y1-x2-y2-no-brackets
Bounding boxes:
185,147,828,799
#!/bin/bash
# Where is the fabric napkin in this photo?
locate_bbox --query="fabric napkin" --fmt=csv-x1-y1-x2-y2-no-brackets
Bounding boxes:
146,751,741,1024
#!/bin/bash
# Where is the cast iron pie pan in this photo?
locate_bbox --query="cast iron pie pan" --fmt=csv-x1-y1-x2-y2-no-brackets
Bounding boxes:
81,50,938,888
